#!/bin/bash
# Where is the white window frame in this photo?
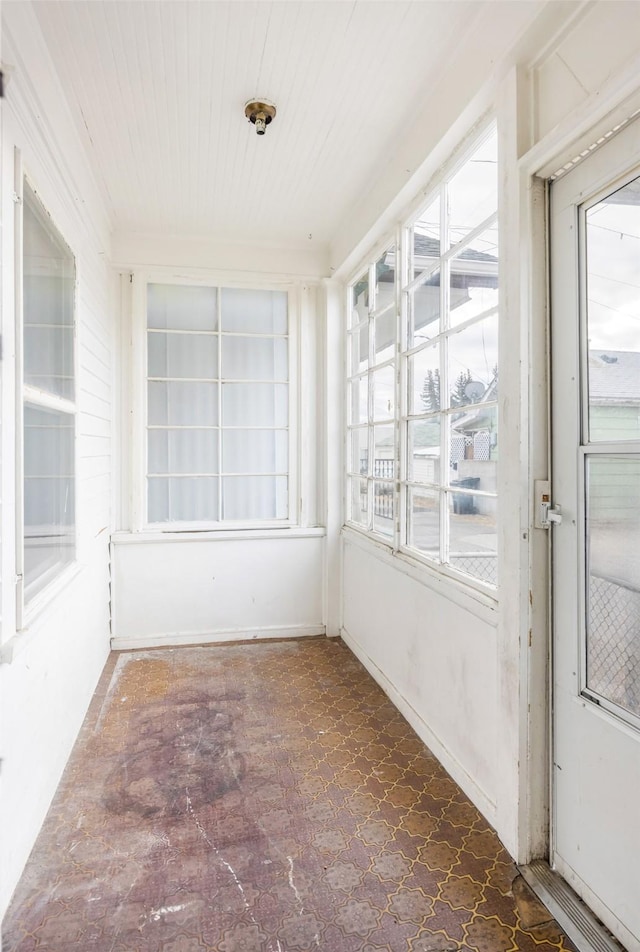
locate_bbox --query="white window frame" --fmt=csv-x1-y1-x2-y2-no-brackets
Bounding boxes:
131,271,300,532
16,166,78,626
345,238,401,544
344,122,499,596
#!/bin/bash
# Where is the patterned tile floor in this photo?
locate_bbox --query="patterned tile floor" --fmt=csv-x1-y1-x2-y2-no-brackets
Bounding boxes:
3,638,577,952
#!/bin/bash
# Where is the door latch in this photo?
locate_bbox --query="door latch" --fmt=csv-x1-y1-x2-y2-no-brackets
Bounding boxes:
535,479,563,528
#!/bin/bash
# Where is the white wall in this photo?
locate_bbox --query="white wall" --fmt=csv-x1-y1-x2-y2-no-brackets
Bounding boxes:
333,0,640,864
111,532,324,648
0,4,115,917
342,534,498,819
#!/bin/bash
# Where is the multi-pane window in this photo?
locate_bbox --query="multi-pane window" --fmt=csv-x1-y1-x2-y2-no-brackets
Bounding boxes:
146,283,289,525
346,127,499,589
346,246,397,539
21,183,76,602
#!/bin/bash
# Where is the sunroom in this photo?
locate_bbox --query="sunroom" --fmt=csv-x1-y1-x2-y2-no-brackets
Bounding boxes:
1,2,640,950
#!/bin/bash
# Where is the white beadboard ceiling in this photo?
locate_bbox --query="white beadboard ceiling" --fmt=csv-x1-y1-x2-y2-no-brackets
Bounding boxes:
32,0,490,251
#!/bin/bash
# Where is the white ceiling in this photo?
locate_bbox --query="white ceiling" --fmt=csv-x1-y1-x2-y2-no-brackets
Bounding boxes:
30,0,491,251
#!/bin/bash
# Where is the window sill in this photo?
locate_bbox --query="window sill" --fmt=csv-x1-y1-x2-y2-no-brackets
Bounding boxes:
341,524,498,623
0,562,84,665
111,527,326,545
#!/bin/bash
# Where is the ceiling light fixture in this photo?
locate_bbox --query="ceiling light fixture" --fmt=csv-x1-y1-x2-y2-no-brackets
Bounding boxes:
244,99,276,136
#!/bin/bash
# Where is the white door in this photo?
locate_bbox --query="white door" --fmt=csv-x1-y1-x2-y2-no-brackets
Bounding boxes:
551,118,640,952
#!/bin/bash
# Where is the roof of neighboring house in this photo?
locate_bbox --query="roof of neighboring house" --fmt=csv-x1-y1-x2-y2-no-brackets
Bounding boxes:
413,234,498,265
589,350,640,403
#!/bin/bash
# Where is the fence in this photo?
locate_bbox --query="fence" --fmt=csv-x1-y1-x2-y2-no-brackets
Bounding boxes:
588,573,640,717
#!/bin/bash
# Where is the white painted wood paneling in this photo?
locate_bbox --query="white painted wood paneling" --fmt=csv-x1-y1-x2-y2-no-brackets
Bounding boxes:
111,533,325,648
0,2,115,918
341,533,498,821
534,2,640,142
31,0,484,249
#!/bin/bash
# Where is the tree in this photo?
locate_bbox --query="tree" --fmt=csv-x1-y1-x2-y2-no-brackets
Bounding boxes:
450,369,473,408
421,369,440,413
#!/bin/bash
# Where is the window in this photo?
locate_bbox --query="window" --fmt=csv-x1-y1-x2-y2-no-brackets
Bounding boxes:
20,183,76,604
346,247,398,540
145,283,290,526
346,127,499,589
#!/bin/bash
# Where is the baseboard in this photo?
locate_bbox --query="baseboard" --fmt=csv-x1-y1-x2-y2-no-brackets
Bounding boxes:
341,625,497,826
111,624,326,650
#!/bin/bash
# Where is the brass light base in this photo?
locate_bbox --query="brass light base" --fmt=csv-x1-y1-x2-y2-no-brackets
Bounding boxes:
244,99,276,135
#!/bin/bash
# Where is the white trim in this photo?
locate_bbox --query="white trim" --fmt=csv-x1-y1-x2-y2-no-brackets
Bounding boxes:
131,271,147,530
111,624,326,651
127,265,312,292
23,385,75,416
111,527,325,545
14,148,25,626
341,624,497,824
521,58,640,180
342,525,498,624
0,562,83,664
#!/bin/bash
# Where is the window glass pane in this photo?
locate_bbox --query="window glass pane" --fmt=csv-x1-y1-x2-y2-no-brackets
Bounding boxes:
222,383,288,427
349,324,369,375
411,197,440,280
374,309,396,365
409,272,440,348
373,480,394,538
221,288,287,335
148,283,217,331
148,332,218,379
351,272,369,327
23,326,74,399
148,428,218,475
448,313,498,409
409,345,440,414
23,187,75,399
350,428,368,476
23,405,75,600
449,227,499,328
372,366,395,421
350,376,368,426
586,178,640,442
408,419,440,483
349,477,368,527
449,409,497,487
373,426,394,480
222,336,287,381
586,456,640,716
222,476,288,520
407,487,439,557
448,492,497,586
148,476,219,522
447,129,498,247
374,246,396,313
223,430,288,474
148,381,218,426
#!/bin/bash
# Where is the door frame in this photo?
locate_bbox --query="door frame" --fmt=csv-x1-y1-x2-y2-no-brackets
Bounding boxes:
517,76,640,941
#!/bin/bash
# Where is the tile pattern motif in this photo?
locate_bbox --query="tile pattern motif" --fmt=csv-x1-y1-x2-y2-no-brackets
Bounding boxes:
3,638,576,952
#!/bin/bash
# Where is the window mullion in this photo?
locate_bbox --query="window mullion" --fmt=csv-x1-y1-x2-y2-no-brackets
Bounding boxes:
217,286,223,522
367,263,375,532
440,184,450,567
15,151,25,627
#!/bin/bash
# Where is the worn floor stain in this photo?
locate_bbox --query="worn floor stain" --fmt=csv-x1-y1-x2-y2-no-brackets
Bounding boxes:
2,637,576,952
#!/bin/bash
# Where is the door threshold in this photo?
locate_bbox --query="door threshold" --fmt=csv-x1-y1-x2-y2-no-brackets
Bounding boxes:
518,861,624,952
